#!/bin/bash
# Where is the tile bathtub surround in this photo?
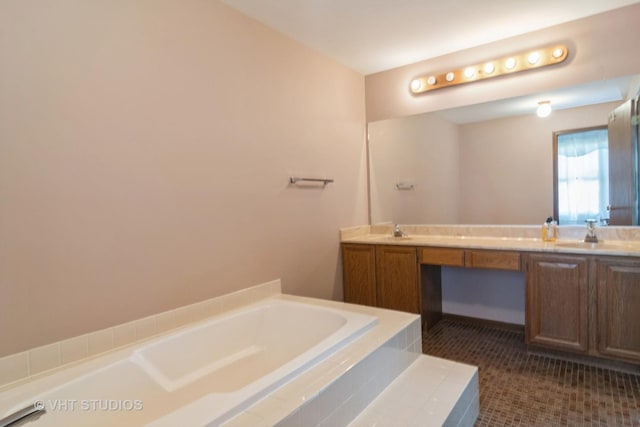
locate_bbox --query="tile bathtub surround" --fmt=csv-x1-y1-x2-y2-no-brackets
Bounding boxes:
423,317,640,426
349,355,479,427
224,309,423,427
276,336,419,427
0,279,282,389
0,353,29,386
0,285,424,427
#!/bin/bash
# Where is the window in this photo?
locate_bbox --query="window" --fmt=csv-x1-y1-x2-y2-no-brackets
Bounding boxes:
553,126,609,225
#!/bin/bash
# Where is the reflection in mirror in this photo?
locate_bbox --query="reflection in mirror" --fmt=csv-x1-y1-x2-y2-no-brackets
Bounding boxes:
607,99,640,225
368,75,640,226
553,127,609,226
368,112,459,225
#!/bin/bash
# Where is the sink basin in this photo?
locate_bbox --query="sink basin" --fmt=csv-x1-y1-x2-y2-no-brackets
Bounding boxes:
553,241,636,251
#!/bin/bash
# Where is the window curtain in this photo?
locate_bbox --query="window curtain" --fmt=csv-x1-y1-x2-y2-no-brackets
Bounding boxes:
557,129,609,225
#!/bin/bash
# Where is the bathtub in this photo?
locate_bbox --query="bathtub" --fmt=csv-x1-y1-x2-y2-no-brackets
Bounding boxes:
0,296,377,427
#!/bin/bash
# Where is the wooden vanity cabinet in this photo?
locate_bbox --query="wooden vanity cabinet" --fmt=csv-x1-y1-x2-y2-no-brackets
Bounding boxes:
419,247,521,271
341,244,377,307
595,257,640,362
526,253,640,364
343,240,640,365
525,254,589,353
376,246,420,313
341,244,420,314
466,250,521,271
420,247,464,267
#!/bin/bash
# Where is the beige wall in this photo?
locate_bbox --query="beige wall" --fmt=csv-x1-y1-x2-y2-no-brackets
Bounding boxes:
365,4,640,122
368,113,460,224
0,1,368,357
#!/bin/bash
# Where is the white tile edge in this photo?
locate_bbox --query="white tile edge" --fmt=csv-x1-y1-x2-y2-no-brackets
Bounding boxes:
0,279,282,389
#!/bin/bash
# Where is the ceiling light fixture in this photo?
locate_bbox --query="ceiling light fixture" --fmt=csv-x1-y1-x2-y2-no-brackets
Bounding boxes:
536,100,552,118
464,67,476,79
410,44,568,94
483,62,495,74
504,57,517,69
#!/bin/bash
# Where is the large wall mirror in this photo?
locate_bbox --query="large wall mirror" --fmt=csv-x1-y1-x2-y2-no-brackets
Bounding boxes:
368,74,640,226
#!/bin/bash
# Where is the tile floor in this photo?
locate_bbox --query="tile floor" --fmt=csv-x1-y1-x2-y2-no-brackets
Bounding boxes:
422,317,640,427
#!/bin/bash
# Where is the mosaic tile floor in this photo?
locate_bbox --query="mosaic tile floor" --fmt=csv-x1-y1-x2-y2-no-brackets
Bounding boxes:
422,317,640,427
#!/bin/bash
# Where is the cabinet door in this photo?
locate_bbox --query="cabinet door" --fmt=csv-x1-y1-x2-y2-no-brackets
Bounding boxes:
526,254,589,352
341,244,377,307
596,258,640,362
376,246,419,313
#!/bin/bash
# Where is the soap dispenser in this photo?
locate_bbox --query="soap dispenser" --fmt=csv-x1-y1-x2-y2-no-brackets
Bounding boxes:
541,216,557,242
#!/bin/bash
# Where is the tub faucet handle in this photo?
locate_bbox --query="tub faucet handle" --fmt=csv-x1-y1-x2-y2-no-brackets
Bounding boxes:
0,403,46,427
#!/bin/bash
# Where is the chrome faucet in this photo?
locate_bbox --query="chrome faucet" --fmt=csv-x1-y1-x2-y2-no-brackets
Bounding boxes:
0,403,46,427
393,224,405,237
584,219,598,243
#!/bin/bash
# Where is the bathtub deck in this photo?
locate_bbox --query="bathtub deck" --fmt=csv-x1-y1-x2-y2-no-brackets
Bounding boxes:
349,355,479,427
1,280,477,427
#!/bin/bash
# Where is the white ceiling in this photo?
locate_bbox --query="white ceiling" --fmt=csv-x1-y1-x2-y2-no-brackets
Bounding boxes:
437,75,639,124
220,0,640,75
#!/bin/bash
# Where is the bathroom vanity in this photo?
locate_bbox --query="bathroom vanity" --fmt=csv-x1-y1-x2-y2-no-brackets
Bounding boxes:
341,225,640,365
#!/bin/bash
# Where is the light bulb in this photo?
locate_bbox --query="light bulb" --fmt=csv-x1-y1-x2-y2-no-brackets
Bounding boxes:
483,62,495,74
427,76,437,85
464,67,475,78
410,79,423,92
552,47,564,58
505,57,517,69
445,72,455,82
537,101,552,118
528,51,540,65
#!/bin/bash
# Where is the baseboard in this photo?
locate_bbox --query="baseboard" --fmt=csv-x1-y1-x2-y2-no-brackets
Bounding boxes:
440,313,525,332
526,345,640,375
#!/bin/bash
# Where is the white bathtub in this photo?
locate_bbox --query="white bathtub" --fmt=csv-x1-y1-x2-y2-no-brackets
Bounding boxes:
0,296,377,427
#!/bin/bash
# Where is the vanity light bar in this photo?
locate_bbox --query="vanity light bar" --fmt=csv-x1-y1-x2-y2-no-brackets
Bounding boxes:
410,45,568,94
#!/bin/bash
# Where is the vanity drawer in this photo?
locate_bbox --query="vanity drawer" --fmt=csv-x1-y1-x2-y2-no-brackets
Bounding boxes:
466,250,521,271
420,247,465,266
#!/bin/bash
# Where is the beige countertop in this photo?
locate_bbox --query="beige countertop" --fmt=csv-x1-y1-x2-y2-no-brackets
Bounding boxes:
340,224,640,257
